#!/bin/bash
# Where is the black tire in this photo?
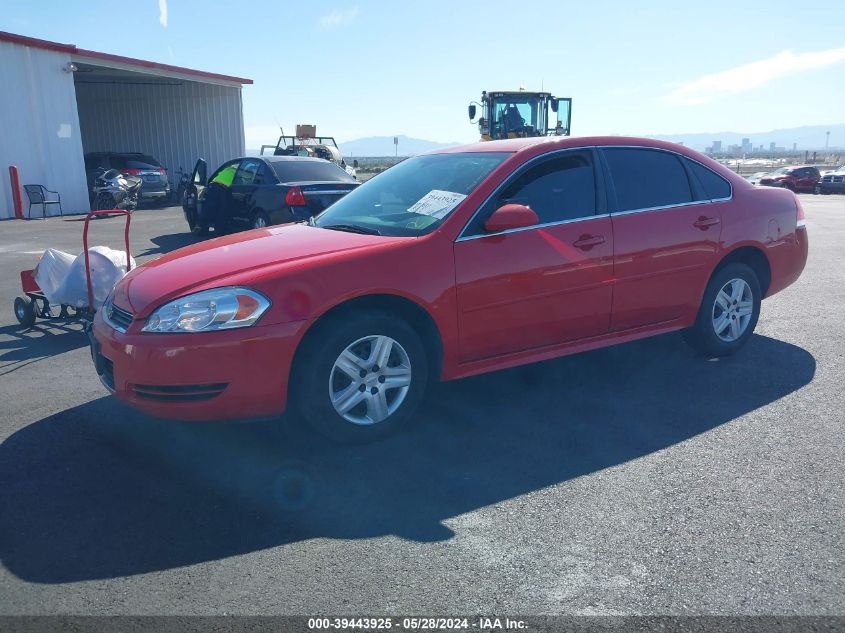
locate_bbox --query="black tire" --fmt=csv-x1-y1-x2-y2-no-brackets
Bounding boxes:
293,311,429,443
14,297,36,328
252,211,271,230
93,193,112,211
683,262,761,357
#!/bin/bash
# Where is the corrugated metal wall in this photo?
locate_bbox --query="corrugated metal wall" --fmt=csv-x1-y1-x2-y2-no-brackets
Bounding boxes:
74,80,245,188
0,42,89,218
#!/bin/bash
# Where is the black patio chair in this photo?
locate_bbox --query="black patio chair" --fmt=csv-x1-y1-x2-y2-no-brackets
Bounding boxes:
23,185,63,219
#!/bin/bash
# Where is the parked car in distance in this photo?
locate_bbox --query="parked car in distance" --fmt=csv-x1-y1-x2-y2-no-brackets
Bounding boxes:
758,165,820,192
182,156,359,235
816,165,845,194
745,171,769,186
91,136,808,443
84,152,170,204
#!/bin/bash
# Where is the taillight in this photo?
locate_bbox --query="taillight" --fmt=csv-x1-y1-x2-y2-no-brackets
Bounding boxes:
285,186,306,206
796,197,806,228
159,167,166,175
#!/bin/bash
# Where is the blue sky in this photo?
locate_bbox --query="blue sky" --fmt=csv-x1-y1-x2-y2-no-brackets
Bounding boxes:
3,0,844,147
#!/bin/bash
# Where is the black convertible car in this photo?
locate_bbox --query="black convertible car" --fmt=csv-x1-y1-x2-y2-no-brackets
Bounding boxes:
183,155,359,235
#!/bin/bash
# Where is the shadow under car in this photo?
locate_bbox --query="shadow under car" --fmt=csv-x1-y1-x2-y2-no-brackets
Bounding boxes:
0,332,816,583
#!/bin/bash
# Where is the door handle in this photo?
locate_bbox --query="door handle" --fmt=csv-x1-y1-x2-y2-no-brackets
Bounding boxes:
573,234,606,250
693,216,720,230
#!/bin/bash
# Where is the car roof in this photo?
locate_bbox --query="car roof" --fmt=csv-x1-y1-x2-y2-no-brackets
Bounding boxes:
260,155,339,164
432,135,704,155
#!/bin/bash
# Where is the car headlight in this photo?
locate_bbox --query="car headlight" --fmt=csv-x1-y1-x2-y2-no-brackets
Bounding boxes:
142,287,271,333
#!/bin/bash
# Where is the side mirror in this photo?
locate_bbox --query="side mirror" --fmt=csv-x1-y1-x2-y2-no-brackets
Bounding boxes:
551,98,559,113
468,104,477,121
484,203,539,233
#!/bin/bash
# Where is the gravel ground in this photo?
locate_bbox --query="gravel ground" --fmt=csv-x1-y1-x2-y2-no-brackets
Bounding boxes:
0,196,842,615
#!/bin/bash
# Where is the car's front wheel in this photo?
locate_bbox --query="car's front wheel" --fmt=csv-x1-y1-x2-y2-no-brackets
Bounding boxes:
683,262,761,357
294,311,429,442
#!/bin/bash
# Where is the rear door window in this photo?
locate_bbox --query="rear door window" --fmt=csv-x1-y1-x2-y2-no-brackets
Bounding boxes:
270,159,354,183
233,159,262,186
684,158,732,201
603,148,692,212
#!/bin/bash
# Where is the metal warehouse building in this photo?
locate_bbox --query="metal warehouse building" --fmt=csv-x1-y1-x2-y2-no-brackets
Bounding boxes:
0,31,251,219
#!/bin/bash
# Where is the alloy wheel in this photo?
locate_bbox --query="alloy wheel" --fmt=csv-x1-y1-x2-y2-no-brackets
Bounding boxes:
328,335,412,425
711,278,753,342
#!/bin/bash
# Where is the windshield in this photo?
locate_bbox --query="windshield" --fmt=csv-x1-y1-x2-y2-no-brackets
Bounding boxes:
313,152,509,237
770,167,791,175
490,96,545,138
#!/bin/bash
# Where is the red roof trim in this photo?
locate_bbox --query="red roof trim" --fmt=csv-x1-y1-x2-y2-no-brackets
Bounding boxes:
0,31,253,85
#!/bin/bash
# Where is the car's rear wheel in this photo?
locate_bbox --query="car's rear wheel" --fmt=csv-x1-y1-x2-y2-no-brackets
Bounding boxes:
252,211,270,229
294,311,428,442
683,262,761,357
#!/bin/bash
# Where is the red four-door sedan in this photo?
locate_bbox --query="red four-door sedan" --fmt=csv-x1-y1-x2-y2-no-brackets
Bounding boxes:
90,136,808,441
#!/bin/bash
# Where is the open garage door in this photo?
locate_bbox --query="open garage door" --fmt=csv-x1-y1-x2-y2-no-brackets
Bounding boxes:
73,59,247,207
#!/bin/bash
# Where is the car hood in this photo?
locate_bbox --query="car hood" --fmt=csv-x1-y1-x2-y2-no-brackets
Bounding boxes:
114,224,402,316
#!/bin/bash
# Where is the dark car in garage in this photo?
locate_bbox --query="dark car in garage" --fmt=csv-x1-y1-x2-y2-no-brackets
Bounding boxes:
84,152,170,204
183,156,359,235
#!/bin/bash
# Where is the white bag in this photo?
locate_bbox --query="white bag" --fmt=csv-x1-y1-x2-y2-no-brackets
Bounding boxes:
34,247,135,310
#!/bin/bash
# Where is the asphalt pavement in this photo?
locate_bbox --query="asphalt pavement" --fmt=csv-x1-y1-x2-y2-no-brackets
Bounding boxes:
0,197,842,615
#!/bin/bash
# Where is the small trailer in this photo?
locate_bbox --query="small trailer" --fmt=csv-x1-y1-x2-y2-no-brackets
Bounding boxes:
13,209,133,327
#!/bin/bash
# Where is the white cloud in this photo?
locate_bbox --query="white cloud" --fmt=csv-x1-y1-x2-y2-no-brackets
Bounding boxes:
319,7,358,30
158,0,168,28
664,47,845,106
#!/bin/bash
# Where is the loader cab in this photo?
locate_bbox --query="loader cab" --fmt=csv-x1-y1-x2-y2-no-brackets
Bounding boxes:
470,91,572,141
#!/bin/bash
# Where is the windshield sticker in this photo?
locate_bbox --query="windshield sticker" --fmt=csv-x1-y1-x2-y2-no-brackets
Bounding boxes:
408,190,468,220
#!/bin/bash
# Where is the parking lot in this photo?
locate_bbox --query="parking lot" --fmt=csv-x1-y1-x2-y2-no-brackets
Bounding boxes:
0,196,843,615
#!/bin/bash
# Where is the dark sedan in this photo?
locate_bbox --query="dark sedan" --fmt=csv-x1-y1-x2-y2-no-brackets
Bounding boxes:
183,156,359,235
816,166,845,194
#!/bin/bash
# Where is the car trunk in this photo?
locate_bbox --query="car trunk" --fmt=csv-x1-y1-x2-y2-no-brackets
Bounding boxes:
296,181,358,215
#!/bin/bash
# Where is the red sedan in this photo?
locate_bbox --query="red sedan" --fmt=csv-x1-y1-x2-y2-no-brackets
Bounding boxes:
90,136,808,441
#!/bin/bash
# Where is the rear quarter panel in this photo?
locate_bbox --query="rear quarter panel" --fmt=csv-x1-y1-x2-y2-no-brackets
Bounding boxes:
720,184,807,297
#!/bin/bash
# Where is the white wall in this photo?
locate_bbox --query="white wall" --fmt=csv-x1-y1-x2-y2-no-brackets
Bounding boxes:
74,80,245,187
0,42,89,218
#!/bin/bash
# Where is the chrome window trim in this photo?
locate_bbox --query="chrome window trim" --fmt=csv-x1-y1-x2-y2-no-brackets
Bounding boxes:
457,213,612,242
455,144,734,242
303,189,357,195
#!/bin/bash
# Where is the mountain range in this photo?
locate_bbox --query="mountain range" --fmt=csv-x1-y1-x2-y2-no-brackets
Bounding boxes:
247,125,843,158
338,135,458,157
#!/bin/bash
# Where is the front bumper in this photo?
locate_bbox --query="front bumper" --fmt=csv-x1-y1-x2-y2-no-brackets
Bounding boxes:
90,310,308,420
818,182,845,194
141,188,170,199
